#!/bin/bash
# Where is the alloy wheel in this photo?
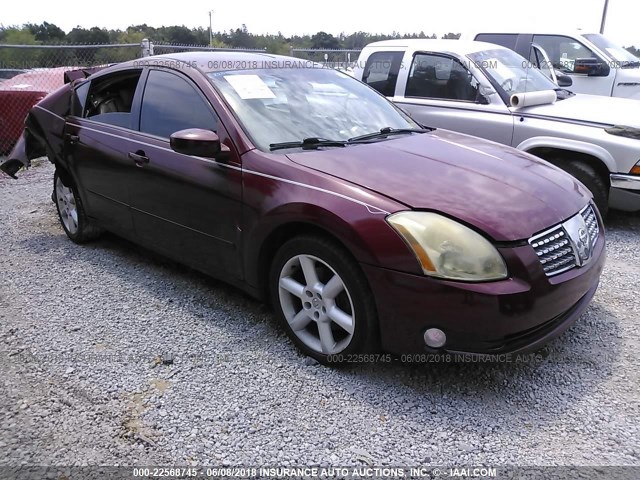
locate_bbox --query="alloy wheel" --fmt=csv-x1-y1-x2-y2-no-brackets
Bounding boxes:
278,254,355,355
55,176,79,235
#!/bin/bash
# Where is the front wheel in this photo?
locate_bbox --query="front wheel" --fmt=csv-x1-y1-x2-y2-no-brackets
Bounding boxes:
269,235,378,364
53,169,103,243
562,160,609,218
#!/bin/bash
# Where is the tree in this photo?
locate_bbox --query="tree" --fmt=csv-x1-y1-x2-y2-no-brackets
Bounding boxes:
65,27,111,65
227,24,256,49
310,31,340,50
66,26,110,44
0,28,41,68
161,26,198,45
26,22,65,43
442,33,461,39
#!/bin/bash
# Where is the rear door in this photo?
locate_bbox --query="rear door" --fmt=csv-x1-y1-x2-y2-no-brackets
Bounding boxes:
63,69,143,236
127,68,243,279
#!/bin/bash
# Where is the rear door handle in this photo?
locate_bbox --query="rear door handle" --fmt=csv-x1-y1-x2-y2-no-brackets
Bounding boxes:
66,134,79,145
128,151,149,167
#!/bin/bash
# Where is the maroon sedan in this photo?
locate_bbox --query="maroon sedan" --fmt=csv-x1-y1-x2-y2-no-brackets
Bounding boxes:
1,52,605,364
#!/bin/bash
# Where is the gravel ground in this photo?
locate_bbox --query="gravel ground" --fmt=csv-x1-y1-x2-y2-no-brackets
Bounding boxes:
1,160,639,467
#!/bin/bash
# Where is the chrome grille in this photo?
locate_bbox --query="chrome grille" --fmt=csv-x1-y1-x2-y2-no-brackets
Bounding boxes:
581,205,599,249
530,227,576,275
529,204,599,277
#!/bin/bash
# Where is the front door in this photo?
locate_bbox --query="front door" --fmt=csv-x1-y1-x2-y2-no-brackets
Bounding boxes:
393,52,515,146
127,68,243,279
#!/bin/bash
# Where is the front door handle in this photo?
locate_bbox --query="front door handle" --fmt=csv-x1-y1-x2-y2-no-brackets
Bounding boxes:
128,151,149,167
66,134,79,145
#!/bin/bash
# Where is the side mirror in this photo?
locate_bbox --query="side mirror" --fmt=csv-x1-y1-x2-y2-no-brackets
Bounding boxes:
574,58,610,77
556,71,573,87
169,128,230,159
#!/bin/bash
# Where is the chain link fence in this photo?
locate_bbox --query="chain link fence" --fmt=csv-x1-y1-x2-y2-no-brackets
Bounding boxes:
289,48,361,71
0,40,266,154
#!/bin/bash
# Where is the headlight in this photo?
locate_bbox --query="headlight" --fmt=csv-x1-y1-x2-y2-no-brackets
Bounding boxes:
387,212,508,281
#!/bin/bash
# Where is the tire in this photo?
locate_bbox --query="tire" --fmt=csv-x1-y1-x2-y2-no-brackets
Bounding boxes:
269,235,379,365
53,169,103,243
562,160,609,218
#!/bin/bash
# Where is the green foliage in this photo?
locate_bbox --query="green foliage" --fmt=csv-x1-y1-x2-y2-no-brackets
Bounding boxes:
3,21,636,67
27,22,66,42
0,28,41,68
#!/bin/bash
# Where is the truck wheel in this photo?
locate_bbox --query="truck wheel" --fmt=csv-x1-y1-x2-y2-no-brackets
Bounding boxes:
562,160,609,218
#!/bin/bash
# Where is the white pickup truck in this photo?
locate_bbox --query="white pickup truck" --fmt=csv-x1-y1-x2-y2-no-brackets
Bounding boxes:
466,32,640,99
353,39,640,216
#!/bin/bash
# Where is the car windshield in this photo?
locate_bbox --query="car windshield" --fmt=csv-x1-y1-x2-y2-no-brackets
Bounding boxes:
207,67,418,151
583,33,640,65
468,48,559,96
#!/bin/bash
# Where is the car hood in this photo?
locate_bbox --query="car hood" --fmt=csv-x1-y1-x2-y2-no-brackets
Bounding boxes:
517,93,640,127
287,130,591,242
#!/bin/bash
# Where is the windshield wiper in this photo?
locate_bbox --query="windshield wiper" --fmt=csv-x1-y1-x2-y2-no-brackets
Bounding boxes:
270,137,347,151
621,60,640,69
348,126,433,143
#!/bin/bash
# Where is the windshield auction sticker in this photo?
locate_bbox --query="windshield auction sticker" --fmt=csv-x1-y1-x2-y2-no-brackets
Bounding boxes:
224,74,276,99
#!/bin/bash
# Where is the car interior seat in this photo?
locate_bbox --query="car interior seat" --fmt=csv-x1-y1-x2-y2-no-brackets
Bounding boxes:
445,69,477,101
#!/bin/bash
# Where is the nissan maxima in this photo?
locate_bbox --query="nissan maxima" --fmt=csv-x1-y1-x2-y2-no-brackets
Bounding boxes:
1,52,605,364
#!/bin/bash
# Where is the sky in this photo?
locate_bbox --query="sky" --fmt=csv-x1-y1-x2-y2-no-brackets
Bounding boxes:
2,0,639,46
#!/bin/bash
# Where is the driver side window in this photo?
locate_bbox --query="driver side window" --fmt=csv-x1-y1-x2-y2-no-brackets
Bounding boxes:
139,70,218,139
532,35,599,73
406,54,479,102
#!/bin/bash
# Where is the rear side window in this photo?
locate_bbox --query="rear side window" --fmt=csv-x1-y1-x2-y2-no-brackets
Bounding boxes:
84,70,142,128
139,70,218,139
475,34,519,51
361,51,404,96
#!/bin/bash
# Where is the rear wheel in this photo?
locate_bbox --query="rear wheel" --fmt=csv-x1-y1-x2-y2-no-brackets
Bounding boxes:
561,160,609,218
269,235,378,364
53,169,103,243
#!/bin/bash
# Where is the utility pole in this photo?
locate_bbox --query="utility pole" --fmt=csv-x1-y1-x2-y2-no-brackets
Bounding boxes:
209,10,213,46
600,0,610,34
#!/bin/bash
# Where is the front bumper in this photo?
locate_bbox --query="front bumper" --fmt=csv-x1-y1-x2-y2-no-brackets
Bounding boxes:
363,232,605,355
610,173,640,212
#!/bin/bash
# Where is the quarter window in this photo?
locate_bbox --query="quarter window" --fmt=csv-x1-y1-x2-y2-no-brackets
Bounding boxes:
361,51,404,96
139,70,217,139
406,54,479,102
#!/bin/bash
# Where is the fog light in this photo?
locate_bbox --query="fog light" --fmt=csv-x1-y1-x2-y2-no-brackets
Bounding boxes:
424,328,446,348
